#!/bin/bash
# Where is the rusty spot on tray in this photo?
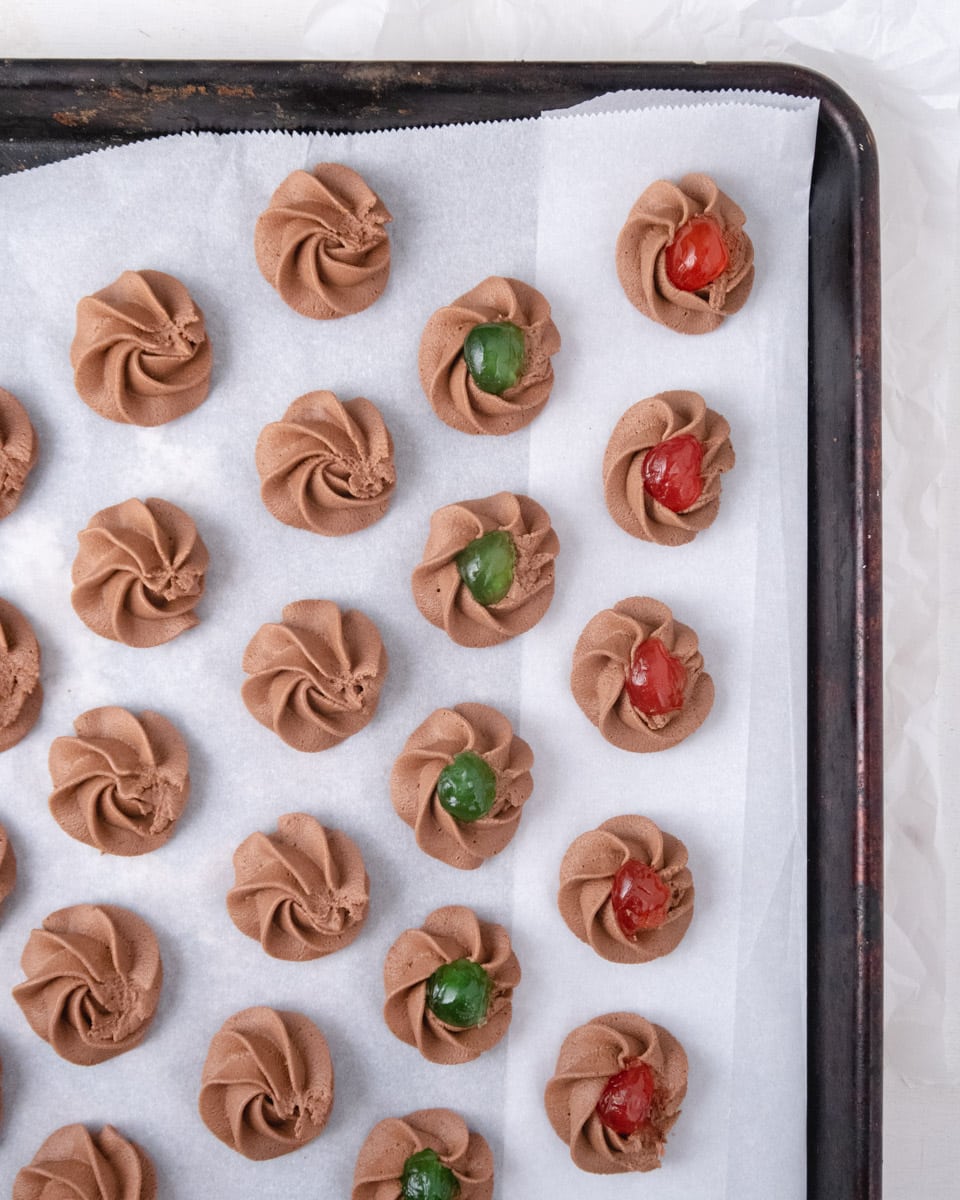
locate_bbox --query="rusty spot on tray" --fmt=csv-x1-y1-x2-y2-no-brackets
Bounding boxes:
52,109,98,127
148,84,207,102
215,85,256,99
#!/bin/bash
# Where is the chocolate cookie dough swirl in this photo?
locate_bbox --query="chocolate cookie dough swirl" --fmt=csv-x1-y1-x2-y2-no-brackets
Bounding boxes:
255,391,396,535
255,163,392,319
0,387,38,519
71,497,209,647
558,816,694,963
603,391,735,546
544,1013,688,1174
227,814,370,960
12,903,163,1066
48,707,190,856
0,819,16,911
13,1123,157,1200
411,491,559,648
418,276,561,434
71,269,212,425
0,596,43,753
198,1006,334,1160
616,174,754,334
382,905,520,1064
241,600,388,751
571,596,713,752
352,1108,494,1200
390,703,534,869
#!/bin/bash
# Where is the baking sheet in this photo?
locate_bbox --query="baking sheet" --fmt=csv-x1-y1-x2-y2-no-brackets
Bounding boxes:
0,92,816,1197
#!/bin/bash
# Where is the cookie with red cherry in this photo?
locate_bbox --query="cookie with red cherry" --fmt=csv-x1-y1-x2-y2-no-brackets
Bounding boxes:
603,390,734,546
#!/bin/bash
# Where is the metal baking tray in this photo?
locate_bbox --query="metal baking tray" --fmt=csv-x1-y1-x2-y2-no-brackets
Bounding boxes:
0,59,882,1200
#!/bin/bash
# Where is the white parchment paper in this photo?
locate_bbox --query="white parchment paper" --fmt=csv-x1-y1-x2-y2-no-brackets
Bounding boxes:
0,93,816,1198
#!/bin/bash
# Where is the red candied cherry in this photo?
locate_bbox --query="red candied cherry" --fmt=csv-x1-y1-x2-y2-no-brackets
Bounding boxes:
642,434,704,512
595,1060,656,1135
624,638,686,718
664,215,729,292
611,860,671,936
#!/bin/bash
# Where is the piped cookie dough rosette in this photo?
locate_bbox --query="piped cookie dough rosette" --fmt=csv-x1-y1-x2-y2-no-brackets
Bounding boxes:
545,1012,688,1174
603,390,735,546
12,903,163,1065
241,600,388,751
48,707,190,856
198,1006,334,1160
383,905,520,1065
558,816,694,963
71,269,212,425
227,813,370,960
0,597,42,752
255,163,392,319
0,387,38,518
255,390,396,535
352,1108,494,1200
13,1124,158,1200
412,491,558,648
0,819,16,912
571,596,713,752
390,703,534,870
616,173,754,334
71,497,209,647
418,276,561,434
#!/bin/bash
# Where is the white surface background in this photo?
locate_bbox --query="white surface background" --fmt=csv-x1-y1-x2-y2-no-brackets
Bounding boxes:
1,0,958,1196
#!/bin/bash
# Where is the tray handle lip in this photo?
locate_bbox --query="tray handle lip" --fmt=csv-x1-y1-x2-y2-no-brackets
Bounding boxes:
798,56,883,1200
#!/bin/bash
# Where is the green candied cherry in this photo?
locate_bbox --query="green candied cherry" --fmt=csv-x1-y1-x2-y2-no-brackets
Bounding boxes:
436,751,497,823
401,1148,461,1200
455,530,516,606
425,958,492,1028
462,321,525,396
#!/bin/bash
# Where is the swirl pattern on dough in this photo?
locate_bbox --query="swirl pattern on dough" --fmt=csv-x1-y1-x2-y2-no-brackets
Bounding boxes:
558,816,694,963
13,1124,157,1200
71,497,208,647
71,269,212,425
570,596,713,752
48,707,190,856
411,491,558,648
0,596,43,753
418,276,561,435
255,163,391,319
198,1006,334,1160
352,1108,494,1200
0,819,16,912
544,1012,688,1174
0,387,39,519
390,703,534,870
12,903,163,1065
227,813,370,960
256,391,396,535
241,600,388,752
603,391,735,546
70,496,208,648
616,174,754,335
383,905,520,1064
